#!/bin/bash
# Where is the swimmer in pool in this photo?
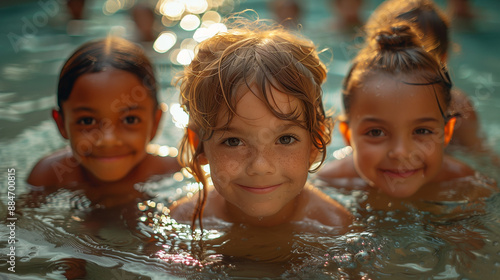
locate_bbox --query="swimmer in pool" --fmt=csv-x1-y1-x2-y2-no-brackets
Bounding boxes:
316,22,497,212
27,37,180,207
168,19,352,231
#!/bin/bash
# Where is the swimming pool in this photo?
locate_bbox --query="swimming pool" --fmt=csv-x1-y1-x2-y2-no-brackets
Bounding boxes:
1,0,500,278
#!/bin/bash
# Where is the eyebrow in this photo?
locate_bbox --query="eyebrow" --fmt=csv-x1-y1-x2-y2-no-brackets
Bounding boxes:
359,116,441,124
413,117,441,124
72,105,147,113
359,117,387,124
214,122,302,134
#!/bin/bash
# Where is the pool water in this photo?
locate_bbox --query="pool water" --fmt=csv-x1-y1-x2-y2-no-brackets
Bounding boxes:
1,0,500,279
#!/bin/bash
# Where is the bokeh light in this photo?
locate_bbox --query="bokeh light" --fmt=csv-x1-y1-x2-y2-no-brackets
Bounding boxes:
185,0,209,14
153,31,177,53
159,0,185,20
169,103,189,128
201,10,221,26
177,49,195,65
193,23,227,42
180,14,200,31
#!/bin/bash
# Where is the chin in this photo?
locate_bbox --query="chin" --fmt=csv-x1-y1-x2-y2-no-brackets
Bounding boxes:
92,171,129,183
383,187,420,198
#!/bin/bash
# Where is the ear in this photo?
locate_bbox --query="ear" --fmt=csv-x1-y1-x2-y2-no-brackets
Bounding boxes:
198,152,208,165
339,121,351,146
444,116,456,146
52,109,69,139
187,128,208,165
440,53,448,64
309,144,321,167
149,108,163,140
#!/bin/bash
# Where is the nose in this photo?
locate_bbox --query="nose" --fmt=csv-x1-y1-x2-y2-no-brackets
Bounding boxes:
388,135,413,160
246,147,276,176
95,124,122,147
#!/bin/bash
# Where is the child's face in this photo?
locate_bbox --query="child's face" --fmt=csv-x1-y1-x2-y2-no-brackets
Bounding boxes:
55,68,161,182
199,85,318,219
342,73,454,198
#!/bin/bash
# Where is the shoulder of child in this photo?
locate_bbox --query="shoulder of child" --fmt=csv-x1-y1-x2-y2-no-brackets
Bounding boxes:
302,184,352,229
437,155,475,181
169,187,222,223
169,195,196,223
317,155,358,179
140,154,181,177
27,148,82,187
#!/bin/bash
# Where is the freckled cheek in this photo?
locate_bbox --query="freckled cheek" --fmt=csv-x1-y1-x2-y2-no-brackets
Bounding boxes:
279,149,312,172
208,152,246,184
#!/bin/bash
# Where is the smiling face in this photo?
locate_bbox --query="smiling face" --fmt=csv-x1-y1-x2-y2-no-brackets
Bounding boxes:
55,68,161,182
199,85,318,221
342,72,455,198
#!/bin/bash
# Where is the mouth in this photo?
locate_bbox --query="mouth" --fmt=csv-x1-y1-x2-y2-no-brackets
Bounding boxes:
381,168,421,178
90,154,130,162
237,184,281,194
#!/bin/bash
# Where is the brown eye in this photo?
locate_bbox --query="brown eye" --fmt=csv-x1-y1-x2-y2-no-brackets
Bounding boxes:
366,129,384,137
123,116,140,124
77,117,95,125
224,138,241,147
415,128,433,135
278,135,297,145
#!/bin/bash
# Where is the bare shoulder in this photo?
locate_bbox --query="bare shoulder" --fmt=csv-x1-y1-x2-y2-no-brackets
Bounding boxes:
127,154,181,184
436,155,475,181
169,195,197,223
302,185,352,229
316,155,358,180
141,154,181,176
169,188,223,223
27,148,81,187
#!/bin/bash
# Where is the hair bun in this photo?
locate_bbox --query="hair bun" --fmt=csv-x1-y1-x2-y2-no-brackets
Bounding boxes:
375,25,419,50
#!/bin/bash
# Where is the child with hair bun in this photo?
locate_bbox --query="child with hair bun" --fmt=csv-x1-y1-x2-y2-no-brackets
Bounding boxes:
362,0,487,154
317,22,496,210
169,21,352,231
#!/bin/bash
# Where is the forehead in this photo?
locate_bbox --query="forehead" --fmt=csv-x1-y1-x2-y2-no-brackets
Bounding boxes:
64,68,154,110
353,72,438,101
233,84,300,119
349,72,444,121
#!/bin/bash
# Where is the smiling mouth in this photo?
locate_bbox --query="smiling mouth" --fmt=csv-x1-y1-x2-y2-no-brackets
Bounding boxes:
91,154,130,162
381,169,420,178
237,184,281,194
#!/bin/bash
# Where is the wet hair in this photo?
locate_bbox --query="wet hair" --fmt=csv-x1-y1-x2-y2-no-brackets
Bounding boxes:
343,24,452,119
175,20,331,230
364,0,450,58
57,36,158,110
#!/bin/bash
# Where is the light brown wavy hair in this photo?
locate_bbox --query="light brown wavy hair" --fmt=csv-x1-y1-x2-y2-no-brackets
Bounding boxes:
174,19,332,230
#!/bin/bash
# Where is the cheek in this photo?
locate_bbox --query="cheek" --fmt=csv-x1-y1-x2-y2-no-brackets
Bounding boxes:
69,135,94,157
280,148,313,173
207,151,245,185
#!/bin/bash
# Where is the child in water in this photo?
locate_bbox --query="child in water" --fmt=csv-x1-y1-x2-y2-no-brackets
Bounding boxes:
169,21,352,230
316,23,496,210
362,0,487,154
27,37,180,207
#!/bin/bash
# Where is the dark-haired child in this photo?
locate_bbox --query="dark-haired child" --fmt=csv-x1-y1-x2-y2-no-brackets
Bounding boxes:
27,37,180,207
317,23,496,209
363,0,486,153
